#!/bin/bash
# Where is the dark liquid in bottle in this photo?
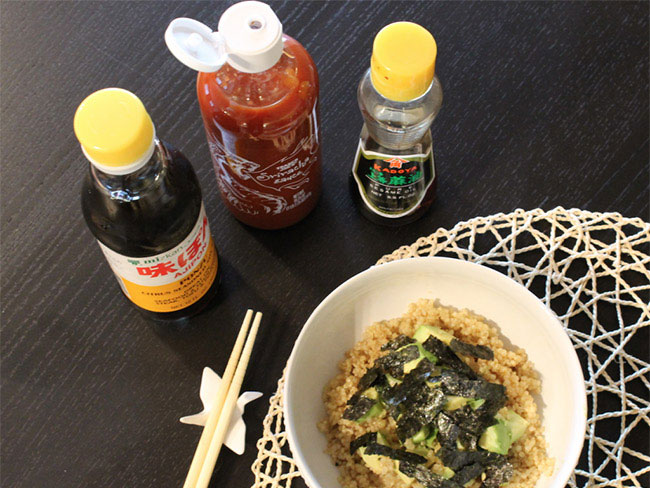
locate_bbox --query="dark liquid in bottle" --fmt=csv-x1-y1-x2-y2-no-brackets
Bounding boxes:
349,174,437,226
81,141,219,321
350,130,437,226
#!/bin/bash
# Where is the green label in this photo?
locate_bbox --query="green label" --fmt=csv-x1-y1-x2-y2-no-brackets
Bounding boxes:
352,140,435,218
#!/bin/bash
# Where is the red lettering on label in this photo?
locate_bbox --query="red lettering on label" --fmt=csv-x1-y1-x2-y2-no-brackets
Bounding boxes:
147,261,177,277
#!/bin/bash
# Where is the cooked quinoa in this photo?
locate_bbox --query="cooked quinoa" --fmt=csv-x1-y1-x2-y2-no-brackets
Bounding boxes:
318,299,553,488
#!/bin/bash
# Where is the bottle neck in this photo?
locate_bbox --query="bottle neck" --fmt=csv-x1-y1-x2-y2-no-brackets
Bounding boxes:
359,69,441,150
90,139,166,201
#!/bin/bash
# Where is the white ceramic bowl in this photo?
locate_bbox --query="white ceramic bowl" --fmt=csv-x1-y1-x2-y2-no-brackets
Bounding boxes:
285,257,586,488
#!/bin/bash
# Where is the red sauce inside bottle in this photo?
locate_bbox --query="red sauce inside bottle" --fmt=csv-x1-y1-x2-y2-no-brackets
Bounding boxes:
197,35,321,230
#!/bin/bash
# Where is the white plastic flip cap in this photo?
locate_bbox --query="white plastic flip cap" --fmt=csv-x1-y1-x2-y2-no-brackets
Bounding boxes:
165,1,283,73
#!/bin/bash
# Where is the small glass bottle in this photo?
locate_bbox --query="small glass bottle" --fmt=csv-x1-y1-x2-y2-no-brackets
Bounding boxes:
165,1,321,230
75,88,220,321
351,22,443,226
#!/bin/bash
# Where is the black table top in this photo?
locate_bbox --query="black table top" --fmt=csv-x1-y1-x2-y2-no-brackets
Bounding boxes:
1,1,648,487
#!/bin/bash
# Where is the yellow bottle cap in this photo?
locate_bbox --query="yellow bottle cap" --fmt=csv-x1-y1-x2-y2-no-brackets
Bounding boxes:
370,22,437,102
74,88,155,170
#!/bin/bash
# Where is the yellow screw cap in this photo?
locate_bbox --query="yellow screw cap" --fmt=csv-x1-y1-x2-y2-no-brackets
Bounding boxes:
74,88,154,167
371,22,437,102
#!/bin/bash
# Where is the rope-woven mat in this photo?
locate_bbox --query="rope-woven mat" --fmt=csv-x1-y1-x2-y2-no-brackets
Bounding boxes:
250,207,650,488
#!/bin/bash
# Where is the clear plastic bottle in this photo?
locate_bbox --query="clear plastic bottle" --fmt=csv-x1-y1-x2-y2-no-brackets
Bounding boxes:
75,88,220,321
352,22,443,226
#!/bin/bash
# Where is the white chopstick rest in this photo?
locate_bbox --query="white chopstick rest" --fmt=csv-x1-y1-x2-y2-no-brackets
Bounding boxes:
182,309,263,488
180,366,262,455
195,311,263,488
182,309,255,488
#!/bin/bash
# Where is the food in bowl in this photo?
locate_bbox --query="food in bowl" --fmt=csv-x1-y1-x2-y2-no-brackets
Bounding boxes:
318,299,552,488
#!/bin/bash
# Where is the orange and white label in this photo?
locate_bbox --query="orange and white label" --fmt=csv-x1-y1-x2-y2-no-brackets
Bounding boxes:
98,205,218,313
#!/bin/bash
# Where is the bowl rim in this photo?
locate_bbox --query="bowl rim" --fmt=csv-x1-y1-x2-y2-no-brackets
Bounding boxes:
284,256,587,488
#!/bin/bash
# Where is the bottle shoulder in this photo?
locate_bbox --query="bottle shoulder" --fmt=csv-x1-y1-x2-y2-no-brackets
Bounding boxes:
357,69,442,150
82,140,203,257
358,69,443,121
196,35,319,135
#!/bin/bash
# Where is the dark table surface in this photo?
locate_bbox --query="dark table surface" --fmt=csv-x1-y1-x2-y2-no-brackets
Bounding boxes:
1,1,648,487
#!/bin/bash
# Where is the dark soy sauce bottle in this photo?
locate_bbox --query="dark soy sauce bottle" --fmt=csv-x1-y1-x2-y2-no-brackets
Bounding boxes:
75,88,220,321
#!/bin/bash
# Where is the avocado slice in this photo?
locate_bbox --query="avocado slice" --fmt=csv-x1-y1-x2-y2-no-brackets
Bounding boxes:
376,431,390,446
411,425,430,444
467,398,485,410
357,402,384,423
413,324,454,345
364,387,379,400
376,344,421,379
406,443,431,458
441,466,455,479
404,342,440,374
424,427,438,447
404,357,424,374
358,446,385,472
499,409,528,443
477,409,528,453
478,420,511,455
444,396,469,411
416,342,438,363
386,373,402,386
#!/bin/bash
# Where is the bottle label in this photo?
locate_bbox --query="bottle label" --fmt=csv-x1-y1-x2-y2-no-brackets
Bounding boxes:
97,205,218,313
207,100,320,218
352,139,436,218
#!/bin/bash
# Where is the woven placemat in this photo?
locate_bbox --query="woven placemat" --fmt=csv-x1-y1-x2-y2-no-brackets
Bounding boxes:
250,207,650,488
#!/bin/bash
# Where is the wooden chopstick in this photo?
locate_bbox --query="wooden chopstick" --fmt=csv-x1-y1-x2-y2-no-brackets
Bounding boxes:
183,310,254,488
194,311,263,488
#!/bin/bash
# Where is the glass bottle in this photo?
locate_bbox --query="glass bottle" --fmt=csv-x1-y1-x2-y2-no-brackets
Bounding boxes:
352,22,443,226
165,1,321,230
75,88,220,321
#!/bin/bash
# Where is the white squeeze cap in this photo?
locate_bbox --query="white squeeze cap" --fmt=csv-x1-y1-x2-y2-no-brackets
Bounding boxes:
165,1,283,74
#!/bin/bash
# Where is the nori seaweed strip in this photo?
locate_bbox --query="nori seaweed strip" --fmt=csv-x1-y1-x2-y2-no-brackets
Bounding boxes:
378,358,439,417
406,357,439,382
382,334,416,351
380,383,407,418
447,404,495,436
396,416,423,441
357,366,383,391
349,432,379,454
436,447,484,470
439,370,484,397
342,394,376,421
475,382,508,417
457,428,478,451
422,337,477,378
379,359,445,440
481,458,514,488
396,387,446,441
436,448,507,470
375,344,421,378
398,462,462,488
453,462,484,486
450,338,494,360
439,371,507,417
479,451,507,466
436,412,461,448
363,443,427,464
